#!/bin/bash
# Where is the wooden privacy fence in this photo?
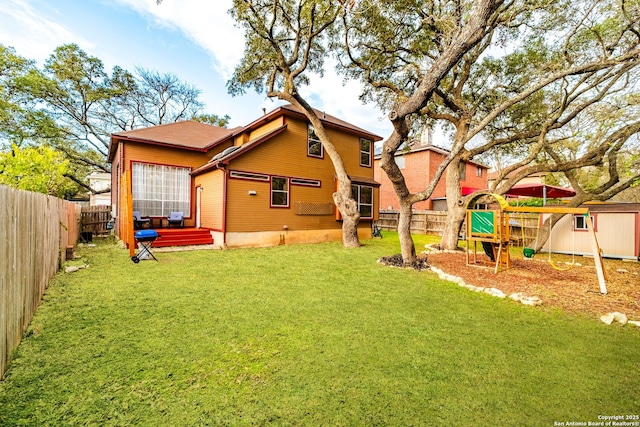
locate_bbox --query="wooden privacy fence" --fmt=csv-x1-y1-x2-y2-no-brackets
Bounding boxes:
378,210,449,236
0,185,81,380
377,210,541,243
81,205,112,236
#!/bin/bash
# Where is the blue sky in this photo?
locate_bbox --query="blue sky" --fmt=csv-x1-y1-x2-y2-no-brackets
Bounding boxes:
0,0,392,137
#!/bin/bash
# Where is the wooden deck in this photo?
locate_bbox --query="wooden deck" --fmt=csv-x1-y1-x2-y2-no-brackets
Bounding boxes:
145,227,214,247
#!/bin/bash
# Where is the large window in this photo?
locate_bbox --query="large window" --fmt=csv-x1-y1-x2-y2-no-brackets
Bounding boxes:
132,162,190,216
308,124,323,158
360,138,372,167
271,176,289,207
352,184,373,219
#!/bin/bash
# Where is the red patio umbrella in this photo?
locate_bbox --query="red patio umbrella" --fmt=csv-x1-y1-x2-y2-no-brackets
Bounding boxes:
506,183,575,199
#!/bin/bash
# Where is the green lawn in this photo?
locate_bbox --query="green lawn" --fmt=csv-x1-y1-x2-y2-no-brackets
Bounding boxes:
1,234,638,426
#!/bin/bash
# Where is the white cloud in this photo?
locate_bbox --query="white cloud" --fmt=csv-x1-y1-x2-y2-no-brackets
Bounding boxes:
302,59,391,138
112,1,391,136
0,0,94,64
113,0,245,79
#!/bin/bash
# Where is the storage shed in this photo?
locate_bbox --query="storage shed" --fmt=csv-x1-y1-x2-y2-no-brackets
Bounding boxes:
541,203,640,260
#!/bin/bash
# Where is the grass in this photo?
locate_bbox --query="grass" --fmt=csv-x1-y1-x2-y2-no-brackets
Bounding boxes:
1,233,638,426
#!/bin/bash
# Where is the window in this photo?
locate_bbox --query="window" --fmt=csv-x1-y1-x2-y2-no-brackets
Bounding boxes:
574,214,595,231
308,124,323,158
291,178,321,187
476,166,483,177
271,176,289,207
132,162,190,216
459,161,466,180
396,155,405,170
360,138,372,167
351,184,373,219
230,171,270,181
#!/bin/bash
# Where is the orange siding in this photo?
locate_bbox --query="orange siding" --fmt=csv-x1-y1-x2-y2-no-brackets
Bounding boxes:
226,178,336,232
123,142,212,171
224,116,377,233
246,116,285,144
194,171,225,231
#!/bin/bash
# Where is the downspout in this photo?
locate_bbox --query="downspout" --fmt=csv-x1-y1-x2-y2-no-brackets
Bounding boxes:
220,164,228,248
119,143,125,240
636,212,640,260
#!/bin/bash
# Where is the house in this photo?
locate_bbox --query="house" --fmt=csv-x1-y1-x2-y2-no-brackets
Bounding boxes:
373,133,489,211
88,172,111,206
540,202,640,260
487,167,547,188
108,104,382,248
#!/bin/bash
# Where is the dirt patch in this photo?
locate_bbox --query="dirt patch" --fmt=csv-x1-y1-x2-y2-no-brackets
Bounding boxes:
422,248,640,320
379,254,430,271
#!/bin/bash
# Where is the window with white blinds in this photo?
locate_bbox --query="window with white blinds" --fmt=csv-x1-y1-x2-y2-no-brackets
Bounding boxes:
132,162,191,216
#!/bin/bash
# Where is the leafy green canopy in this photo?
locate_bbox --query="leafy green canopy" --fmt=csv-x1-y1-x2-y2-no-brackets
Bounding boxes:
228,0,340,97
1,43,230,198
0,144,78,198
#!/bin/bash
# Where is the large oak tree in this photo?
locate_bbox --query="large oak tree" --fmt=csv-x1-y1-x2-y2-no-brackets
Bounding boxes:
339,0,640,260
227,0,365,248
2,43,228,197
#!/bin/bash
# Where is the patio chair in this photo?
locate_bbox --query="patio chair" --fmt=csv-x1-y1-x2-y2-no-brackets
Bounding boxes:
133,211,152,229
166,211,184,228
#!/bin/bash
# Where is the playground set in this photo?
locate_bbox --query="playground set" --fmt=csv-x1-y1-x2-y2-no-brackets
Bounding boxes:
464,192,607,294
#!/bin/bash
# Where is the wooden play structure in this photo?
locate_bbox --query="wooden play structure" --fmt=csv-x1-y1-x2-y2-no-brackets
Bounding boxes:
464,192,607,294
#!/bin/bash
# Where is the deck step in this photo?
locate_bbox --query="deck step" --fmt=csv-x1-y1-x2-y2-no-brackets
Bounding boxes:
150,228,214,247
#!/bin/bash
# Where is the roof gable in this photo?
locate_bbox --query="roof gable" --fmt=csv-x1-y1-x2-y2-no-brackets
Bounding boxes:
191,124,288,176
109,121,240,161
244,104,382,142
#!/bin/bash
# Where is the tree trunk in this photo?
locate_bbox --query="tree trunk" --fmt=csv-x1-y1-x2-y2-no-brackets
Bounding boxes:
439,158,465,250
333,188,361,248
441,202,467,250
530,213,565,253
285,95,362,248
397,201,416,263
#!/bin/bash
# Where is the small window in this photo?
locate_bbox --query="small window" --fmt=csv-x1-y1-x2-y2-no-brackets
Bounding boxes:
574,214,595,231
351,184,374,219
271,177,289,207
476,166,483,177
396,155,405,170
459,162,466,180
291,178,321,187
230,171,270,181
308,124,323,158
360,138,372,167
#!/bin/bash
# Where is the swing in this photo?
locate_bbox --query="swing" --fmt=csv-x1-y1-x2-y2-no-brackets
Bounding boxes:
522,213,537,258
547,216,576,271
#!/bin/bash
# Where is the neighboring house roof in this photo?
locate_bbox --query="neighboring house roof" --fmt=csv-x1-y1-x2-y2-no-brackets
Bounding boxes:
582,202,640,213
108,121,240,162
374,140,490,169
488,166,547,181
